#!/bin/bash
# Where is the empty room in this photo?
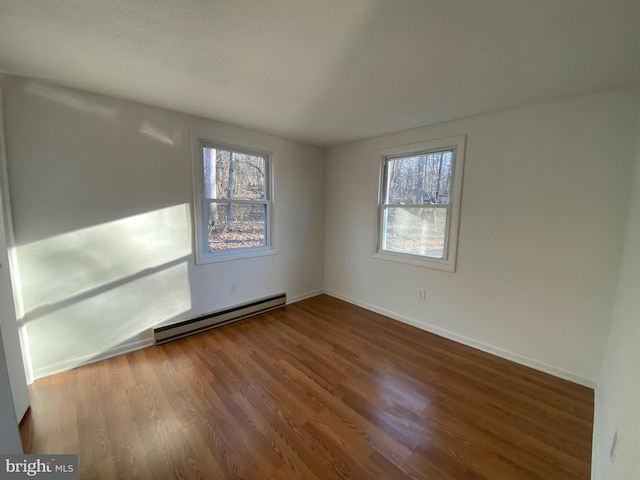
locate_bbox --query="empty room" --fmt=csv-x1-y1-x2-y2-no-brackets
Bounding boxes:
0,1,639,479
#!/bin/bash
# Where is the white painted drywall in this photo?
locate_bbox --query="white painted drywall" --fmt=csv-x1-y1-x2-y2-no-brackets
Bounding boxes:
0,324,22,454
0,76,325,379
0,87,30,420
324,87,640,385
0,180,29,421
591,95,640,479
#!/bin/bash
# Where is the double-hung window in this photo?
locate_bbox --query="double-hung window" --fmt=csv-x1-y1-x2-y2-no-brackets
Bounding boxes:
375,135,465,272
193,138,274,263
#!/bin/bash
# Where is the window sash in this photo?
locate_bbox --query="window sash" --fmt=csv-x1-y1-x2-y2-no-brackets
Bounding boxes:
201,144,270,202
379,203,451,260
202,199,271,252
383,150,454,205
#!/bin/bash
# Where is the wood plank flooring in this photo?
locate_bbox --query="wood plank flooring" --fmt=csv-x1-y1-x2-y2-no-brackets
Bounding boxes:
20,294,594,479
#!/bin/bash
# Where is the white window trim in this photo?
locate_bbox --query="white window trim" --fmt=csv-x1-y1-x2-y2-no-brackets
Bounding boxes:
191,132,277,265
373,134,466,272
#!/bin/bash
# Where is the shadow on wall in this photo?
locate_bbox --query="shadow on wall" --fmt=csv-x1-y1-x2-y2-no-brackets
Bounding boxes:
16,204,194,379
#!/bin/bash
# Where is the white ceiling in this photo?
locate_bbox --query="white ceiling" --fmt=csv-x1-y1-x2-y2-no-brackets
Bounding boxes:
1,0,639,147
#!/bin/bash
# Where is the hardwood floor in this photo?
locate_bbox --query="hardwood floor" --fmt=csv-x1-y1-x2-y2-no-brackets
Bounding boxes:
20,294,594,479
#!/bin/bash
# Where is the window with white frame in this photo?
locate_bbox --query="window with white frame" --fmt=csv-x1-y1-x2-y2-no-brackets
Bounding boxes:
193,138,274,263
375,135,465,272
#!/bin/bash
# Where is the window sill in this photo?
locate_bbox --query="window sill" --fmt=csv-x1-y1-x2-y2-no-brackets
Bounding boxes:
196,247,278,265
372,251,455,272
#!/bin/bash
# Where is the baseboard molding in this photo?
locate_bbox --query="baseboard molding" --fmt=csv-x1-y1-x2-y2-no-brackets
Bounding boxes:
34,289,326,379
324,290,597,388
35,288,595,388
34,337,154,380
287,289,324,305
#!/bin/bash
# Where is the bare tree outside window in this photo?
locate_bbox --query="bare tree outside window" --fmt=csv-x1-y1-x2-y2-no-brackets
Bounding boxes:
381,150,454,259
202,146,269,251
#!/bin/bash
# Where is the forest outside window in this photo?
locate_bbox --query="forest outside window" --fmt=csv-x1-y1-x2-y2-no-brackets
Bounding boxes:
193,139,274,263
375,135,466,272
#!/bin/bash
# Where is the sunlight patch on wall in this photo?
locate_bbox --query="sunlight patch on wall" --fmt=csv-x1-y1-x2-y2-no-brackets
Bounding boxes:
13,204,194,378
24,82,120,120
139,120,182,146
26,261,191,377
16,203,191,314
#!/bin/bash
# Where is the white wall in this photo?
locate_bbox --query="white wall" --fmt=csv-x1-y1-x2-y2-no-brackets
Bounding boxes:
0,87,30,419
592,96,640,479
0,184,29,420
0,325,22,454
0,76,325,379
325,87,640,385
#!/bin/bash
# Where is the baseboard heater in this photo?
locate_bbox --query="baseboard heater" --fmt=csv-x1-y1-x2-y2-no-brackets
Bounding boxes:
153,292,286,345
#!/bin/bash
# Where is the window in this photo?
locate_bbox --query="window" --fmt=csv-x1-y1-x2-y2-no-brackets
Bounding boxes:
192,138,275,263
375,135,465,272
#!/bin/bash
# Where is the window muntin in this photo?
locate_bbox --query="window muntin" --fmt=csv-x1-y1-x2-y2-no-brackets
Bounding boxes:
376,135,465,272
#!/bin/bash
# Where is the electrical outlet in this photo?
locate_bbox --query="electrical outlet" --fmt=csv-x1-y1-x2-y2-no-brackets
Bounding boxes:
610,430,618,463
418,289,426,301
229,283,237,294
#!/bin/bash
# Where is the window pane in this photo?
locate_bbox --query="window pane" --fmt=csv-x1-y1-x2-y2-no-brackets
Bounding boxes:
383,207,447,258
386,151,453,204
206,203,266,251
203,147,266,200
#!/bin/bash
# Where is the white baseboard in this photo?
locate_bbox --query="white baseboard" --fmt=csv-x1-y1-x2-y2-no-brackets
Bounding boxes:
34,290,325,379
324,290,597,388
34,289,595,388
34,337,154,380
287,289,324,305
